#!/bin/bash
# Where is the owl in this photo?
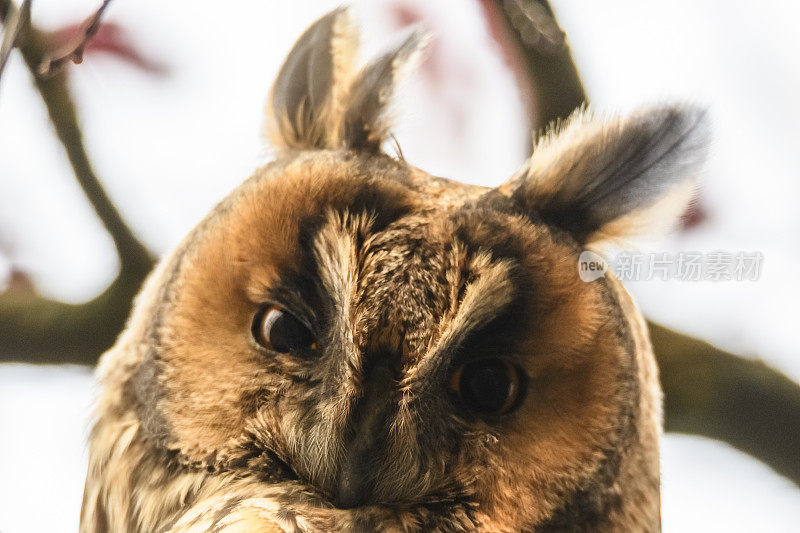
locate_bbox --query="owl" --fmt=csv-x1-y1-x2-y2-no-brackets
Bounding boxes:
80,7,708,532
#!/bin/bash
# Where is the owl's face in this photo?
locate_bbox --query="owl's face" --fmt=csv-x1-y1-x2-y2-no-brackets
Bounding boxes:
100,8,708,530
138,150,632,518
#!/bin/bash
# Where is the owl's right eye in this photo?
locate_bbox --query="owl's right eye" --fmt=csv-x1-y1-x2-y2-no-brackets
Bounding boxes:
252,305,316,355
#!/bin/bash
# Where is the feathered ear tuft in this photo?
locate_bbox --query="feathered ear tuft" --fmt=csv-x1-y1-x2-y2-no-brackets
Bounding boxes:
503,104,710,246
265,7,359,151
341,29,429,153
264,8,428,154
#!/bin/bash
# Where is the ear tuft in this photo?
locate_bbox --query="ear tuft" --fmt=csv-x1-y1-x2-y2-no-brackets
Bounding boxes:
342,29,430,152
265,7,359,151
507,104,710,245
264,8,428,154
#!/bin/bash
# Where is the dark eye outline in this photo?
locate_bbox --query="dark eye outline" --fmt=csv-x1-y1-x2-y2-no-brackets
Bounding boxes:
447,357,526,415
251,304,317,356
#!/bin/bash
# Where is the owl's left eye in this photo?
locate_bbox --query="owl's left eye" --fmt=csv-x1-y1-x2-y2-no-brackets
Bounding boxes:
448,358,525,415
252,305,316,355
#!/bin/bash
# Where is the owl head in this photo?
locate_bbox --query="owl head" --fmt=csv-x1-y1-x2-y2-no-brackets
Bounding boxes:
87,8,708,531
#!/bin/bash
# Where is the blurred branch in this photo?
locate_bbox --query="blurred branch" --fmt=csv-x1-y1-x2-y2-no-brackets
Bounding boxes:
0,0,153,363
479,0,586,139
483,0,800,486
39,0,113,77
0,276,145,364
650,322,800,486
0,0,28,83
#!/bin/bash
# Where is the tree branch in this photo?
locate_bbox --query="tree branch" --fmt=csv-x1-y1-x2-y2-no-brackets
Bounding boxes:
0,0,28,84
479,0,586,139
0,0,150,272
483,0,800,486
0,0,153,363
650,322,800,485
0,275,144,364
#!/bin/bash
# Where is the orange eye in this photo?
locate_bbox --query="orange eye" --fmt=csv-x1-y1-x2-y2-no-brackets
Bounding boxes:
448,358,525,415
252,305,316,355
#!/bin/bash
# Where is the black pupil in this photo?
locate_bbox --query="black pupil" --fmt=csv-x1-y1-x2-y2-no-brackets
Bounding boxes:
264,309,314,354
459,359,512,413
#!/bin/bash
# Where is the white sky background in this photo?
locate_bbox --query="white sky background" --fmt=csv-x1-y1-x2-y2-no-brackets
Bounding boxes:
1,0,799,530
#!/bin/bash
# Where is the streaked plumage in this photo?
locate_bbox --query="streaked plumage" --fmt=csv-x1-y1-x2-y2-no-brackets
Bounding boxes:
81,8,708,532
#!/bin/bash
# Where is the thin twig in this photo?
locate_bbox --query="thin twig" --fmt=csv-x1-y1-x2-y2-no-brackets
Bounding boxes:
0,0,153,362
0,0,151,275
0,0,30,84
38,0,112,77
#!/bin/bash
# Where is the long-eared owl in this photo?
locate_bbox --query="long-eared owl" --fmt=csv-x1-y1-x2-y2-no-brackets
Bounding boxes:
81,7,708,532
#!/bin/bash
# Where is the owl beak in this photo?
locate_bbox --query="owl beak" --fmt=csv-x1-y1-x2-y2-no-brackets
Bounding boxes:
334,448,377,508
333,362,396,509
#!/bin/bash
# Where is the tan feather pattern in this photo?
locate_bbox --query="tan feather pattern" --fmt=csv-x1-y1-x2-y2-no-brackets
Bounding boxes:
81,8,709,532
